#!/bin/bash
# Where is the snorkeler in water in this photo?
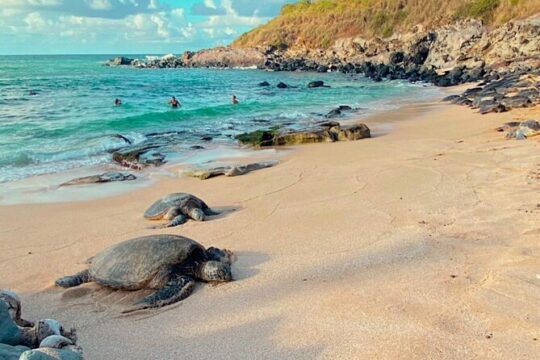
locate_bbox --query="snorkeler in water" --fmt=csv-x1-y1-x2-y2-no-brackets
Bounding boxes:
114,98,122,106
231,95,239,105
169,96,180,108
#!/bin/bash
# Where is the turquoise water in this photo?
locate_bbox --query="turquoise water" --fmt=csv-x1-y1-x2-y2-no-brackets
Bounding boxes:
0,55,438,183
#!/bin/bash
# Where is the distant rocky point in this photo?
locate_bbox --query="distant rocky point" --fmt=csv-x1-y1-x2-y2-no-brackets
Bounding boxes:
107,18,539,89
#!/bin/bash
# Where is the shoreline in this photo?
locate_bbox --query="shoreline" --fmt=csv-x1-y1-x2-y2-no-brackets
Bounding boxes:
0,83,442,206
1,96,539,358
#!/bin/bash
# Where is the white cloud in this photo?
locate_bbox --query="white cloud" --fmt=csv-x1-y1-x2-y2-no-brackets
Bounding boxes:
24,12,48,31
171,8,184,19
148,0,158,10
85,0,112,11
204,0,267,27
204,0,218,10
0,0,289,54
28,0,62,6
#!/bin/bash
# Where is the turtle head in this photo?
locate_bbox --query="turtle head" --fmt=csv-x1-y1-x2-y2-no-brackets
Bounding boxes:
206,247,236,265
198,261,232,282
188,208,205,221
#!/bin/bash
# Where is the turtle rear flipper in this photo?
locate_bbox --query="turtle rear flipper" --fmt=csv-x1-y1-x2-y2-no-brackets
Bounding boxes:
203,208,220,216
122,275,195,314
55,270,91,288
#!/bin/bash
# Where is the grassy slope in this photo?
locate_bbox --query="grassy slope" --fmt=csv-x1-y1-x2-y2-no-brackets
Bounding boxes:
233,0,540,49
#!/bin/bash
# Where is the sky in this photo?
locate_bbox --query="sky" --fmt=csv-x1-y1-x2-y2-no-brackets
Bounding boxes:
0,0,296,55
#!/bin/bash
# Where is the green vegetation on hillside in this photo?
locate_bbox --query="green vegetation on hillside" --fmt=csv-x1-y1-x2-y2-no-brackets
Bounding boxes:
233,0,540,49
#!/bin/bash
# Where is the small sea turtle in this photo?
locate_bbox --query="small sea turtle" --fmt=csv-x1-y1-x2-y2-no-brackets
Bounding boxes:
55,235,233,313
144,193,219,228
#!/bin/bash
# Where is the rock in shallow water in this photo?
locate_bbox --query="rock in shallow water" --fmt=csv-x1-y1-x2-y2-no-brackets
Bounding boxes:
235,123,370,147
112,145,166,170
307,81,326,88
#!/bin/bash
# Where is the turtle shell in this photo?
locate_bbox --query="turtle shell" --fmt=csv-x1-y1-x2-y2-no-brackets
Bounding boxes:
144,193,210,220
89,235,207,290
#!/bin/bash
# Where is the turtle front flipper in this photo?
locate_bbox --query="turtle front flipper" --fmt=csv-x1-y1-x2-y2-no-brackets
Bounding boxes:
149,214,187,229
55,270,92,288
122,275,195,314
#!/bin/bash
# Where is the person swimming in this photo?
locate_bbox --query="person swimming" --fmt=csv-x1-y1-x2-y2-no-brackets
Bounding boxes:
169,96,180,108
114,98,122,106
231,95,239,105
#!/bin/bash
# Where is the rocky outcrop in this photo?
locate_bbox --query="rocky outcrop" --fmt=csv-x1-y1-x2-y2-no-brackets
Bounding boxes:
105,57,134,66
108,16,539,91
235,122,370,147
112,145,166,170
444,70,540,113
325,105,355,118
185,47,265,68
261,17,540,84
107,47,266,69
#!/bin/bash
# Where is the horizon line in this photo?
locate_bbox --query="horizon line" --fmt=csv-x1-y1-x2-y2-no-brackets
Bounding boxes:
0,52,189,56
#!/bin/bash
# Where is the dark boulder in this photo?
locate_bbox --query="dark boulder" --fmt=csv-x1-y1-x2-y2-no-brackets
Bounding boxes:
108,57,133,66
317,65,329,73
112,145,166,169
500,96,532,109
277,82,289,89
258,81,270,87
308,81,326,88
325,109,342,118
235,128,279,147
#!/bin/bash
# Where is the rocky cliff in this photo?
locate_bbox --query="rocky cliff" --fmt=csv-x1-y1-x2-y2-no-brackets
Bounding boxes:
106,12,539,112
110,15,539,82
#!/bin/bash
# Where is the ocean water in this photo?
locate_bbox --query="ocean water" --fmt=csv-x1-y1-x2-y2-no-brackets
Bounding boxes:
0,55,439,184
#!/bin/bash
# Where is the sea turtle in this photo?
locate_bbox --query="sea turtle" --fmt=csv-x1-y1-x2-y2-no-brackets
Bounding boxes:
55,235,234,313
144,193,219,228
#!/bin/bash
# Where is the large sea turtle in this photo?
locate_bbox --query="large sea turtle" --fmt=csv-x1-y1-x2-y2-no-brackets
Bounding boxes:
55,235,234,313
144,193,219,228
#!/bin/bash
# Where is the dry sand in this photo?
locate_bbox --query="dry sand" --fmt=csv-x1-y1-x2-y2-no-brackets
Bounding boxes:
0,100,539,359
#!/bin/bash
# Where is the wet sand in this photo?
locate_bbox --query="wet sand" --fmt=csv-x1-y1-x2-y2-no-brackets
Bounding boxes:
0,99,539,359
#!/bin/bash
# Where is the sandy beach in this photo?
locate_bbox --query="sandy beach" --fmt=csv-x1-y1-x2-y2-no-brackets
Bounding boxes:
1,98,539,359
